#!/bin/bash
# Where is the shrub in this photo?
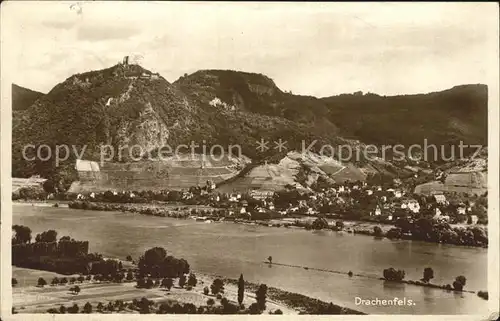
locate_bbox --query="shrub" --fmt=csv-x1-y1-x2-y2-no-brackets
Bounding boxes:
383,268,405,281
477,291,488,300
203,286,209,295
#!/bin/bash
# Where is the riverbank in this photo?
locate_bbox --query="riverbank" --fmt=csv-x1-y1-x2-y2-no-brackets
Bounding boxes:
65,201,488,248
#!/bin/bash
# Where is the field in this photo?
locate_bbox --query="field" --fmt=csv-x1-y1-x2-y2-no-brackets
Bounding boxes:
12,267,296,314
414,171,487,196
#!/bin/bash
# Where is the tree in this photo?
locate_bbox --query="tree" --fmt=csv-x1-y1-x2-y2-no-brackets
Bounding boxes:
422,267,434,283
207,298,215,307
51,277,59,286
96,302,104,312
86,275,92,281
453,275,467,291
203,286,209,295
267,256,273,264
312,217,329,230
60,277,68,285
68,303,79,314
238,274,245,305
73,285,81,295
335,221,344,229
12,278,18,287
211,278,224,295
59,236,71,242
179,274,187,288
383,268,405,281
37,277,47,287
187,273,197,287
139,297,151,314
70,277,76,284
138,247,167,276
77,275,85,283
126,255,133,261
35,230,58,243
126,271,134,281
161,277,173,290
248,302,261,314
255,284,267,311
83,302,92,314
373,226,383,237
59,305,66,314
12,225,32,244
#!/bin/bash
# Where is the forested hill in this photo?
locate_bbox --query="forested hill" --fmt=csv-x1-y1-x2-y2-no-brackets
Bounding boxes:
12,84,44,111
321,84,488,148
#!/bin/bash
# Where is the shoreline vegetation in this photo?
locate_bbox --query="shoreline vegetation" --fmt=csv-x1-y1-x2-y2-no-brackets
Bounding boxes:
62,200,488,249
11,225,366,315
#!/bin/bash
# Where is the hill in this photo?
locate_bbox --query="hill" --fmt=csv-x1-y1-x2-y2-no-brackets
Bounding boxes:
12,63,214,181
321,85,488,159
12,62,487,193
12,84,44,111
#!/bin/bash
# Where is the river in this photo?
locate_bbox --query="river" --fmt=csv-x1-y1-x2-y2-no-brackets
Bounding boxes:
13,205,488,314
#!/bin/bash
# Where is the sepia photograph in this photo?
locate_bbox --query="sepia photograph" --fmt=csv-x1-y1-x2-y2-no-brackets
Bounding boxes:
1,1,499,319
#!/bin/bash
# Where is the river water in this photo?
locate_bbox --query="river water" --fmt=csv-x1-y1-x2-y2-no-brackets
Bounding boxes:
13,205,488,314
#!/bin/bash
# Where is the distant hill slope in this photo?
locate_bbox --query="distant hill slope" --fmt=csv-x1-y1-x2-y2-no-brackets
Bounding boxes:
12,84,44,111
321,84,488,150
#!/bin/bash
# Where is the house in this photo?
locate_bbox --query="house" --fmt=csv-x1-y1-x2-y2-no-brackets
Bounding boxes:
306,208,317,215
433,194,447,204
401,199,420,213
470,215,478,225
432,207,442,220
394,190,403,198
373,205,382,216
457,204,467,215
439,215,450,222
240,207,247,214
380,195,387,203
366,190,373,196
250,190,274,200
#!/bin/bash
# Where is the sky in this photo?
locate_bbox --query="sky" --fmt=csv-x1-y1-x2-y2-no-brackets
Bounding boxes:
1,1,499,97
